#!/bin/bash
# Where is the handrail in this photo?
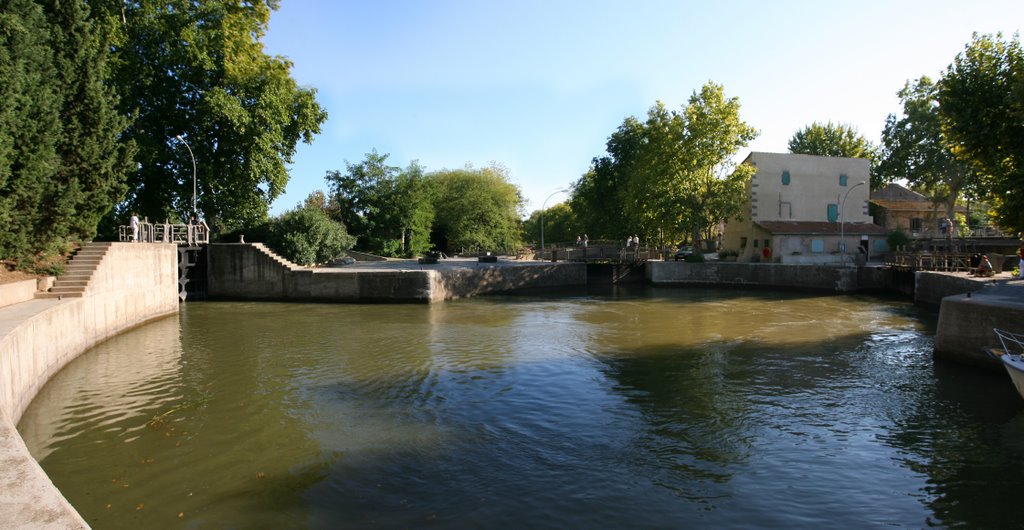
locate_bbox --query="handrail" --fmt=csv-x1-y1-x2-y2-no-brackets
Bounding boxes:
119,221,209,246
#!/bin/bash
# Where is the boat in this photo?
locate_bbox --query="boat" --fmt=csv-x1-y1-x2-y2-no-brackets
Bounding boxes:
987,328,1024,400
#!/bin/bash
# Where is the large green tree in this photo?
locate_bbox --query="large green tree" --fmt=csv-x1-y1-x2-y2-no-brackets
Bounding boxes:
572,82,757,249
939,32,1024,234
1,0,130,268
878,76,977,219
325,150,434,257
96,0,327,233
788,121,881,188
523,201,577,246
429,164,523,253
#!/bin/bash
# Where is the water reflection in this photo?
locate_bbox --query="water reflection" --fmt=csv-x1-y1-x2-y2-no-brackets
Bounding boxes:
18,288,1024,528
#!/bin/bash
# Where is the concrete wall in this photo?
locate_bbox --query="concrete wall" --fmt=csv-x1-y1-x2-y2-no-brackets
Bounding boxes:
934,284,1024,370
207,243,586,302
0,243,179,529
0,279,38,309
914,271,990,306
647,261,860,292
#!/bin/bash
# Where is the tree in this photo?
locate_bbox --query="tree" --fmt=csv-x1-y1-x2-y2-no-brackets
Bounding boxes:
788,121,881,188
572,82,757,249
96,0,327,234
939,32,1024,234
1,0,130,268
43,0,134,244
429,164,523,253
523,201,577,245
325,151,434,257
878,77,978,219
265,204,355,266
0,0,61,264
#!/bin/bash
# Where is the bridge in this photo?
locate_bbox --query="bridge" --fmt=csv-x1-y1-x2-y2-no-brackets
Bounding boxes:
535,241,664,264
119,220,210,301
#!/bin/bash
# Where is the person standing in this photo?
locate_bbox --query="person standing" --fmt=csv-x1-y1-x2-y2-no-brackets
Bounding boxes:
1018,245,1024,279
130,212,140,242
583,234,589,248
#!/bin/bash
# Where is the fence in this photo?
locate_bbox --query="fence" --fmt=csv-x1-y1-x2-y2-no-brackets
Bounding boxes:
119,221,209,246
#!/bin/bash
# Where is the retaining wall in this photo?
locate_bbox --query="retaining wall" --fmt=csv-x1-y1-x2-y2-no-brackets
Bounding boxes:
0,243,179,529
0,279,38,309
934,283,1024,371
207,243,586,302
647,261,862,292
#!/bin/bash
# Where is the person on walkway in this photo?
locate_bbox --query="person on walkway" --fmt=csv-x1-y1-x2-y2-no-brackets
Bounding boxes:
583,234,589,248
1018,245,1024,279
130,212,140,242
762,245,771,262
576,235,582,246
974,255,994,277
626,235,634,248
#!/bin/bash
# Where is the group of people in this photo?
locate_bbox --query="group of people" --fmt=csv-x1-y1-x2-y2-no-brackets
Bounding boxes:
625,235,641,248
574,235,589,248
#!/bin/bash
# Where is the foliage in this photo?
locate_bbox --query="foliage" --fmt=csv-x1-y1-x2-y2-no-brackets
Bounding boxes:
886,228,911,250
94,0,327,234
939,32,1024,235
265,204,355,266
788,121,880,188
522,202,577,245
429,164,524,253
878,77,978,219
683,252,705,263
0,0,131,269
325,150,434,257
572,82,757,249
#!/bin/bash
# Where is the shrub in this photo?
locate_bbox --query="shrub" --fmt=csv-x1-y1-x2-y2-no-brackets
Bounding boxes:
684,252,706,263
266,206,355,265
887,229,911,251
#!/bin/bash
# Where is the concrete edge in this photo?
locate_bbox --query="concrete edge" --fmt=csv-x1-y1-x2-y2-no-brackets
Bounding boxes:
0,279,39,309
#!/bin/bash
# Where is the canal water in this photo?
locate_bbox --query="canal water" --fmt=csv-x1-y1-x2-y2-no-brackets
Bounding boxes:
17,287,1024,528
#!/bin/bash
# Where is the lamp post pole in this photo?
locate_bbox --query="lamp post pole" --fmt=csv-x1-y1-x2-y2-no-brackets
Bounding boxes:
540,188,568,255
175,135,197,218
839,180,866,265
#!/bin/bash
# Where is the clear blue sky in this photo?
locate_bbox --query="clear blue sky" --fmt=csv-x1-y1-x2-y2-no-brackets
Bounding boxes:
262,1,1023,216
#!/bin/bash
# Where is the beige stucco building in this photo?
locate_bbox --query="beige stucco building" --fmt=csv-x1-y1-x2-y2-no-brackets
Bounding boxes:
722,152,889,263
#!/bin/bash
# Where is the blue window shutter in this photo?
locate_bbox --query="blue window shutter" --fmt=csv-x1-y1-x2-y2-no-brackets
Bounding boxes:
827,203,839,222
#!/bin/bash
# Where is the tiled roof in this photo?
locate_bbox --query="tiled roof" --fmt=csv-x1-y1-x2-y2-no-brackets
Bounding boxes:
755,221,890,235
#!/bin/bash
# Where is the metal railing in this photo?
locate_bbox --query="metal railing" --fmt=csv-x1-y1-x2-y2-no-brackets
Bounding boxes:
884,251,974,272
119,221,209,246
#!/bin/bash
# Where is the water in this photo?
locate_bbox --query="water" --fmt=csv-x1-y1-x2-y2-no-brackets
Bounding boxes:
17,287,1024,528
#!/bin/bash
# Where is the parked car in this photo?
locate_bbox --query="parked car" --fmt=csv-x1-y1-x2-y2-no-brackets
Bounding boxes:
674,245,695,261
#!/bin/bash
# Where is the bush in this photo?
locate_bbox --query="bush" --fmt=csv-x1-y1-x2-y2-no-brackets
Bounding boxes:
266,206,355,265
887,229,911,251
684,252,706,263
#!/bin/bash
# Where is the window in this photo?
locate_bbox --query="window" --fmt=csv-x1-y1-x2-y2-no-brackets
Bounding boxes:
740,237,748,248
764,239,770,248
781,170,791,185
910,218,923,232
827,203,839,222
839,174,848,186
753,239,759,248
811,239,825,253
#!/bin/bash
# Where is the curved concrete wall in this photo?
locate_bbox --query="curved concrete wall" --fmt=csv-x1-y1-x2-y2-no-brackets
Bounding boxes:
0,243,179,529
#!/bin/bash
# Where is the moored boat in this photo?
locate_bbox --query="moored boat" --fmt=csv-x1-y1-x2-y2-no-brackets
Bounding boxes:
987,328,1024,400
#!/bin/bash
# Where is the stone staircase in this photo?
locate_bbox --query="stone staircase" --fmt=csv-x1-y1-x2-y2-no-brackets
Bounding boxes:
35,242,112,299
251,243,306,271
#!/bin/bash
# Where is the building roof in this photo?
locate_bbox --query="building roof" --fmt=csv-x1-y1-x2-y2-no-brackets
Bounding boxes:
755,221,890,235
871,183,928,203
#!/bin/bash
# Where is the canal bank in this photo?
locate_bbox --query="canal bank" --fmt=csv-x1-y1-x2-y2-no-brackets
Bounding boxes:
1,243,179,529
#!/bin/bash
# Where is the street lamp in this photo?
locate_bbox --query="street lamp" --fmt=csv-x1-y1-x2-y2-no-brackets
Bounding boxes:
540,188,569,254
174,135,197,219
839,180,867,265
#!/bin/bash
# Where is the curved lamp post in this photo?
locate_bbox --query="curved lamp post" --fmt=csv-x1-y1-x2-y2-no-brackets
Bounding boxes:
839,180,867,264
174,135,197,219
540,188,569,254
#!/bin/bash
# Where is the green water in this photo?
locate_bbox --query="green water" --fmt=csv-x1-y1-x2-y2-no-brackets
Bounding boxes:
17,287,1024,528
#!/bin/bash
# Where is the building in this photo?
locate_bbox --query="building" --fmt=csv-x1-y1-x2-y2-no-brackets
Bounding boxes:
870,183,965,239
722,152,889,263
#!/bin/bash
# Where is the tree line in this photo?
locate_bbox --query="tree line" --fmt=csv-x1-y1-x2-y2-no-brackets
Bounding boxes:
1,0,325,270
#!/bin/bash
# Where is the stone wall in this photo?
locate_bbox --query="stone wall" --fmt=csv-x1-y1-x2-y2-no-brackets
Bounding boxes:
0,243,179,529
647,261,861,292
207,243,586,302
934,283,1024,371
0,279,37,309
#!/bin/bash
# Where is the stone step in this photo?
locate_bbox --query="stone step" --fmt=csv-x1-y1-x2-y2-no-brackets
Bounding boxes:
35,292,84,299
54,280,88,287
49,285,86,293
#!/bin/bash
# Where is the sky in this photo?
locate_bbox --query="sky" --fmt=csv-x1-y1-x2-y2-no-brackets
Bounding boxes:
261,1,1024,217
